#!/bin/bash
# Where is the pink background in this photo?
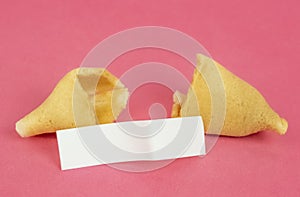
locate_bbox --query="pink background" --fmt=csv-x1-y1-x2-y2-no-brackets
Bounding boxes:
1,0,299,196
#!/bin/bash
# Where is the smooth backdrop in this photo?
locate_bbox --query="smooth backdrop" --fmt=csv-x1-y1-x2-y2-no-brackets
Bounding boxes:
0,0,299,196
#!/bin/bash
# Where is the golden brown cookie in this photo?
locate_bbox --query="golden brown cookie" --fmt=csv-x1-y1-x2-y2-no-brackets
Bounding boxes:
172,54,288,136
16,68,128,137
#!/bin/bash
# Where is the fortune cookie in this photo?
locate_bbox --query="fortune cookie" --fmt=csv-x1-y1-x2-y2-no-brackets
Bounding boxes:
172,54,288,137
16,68,129,137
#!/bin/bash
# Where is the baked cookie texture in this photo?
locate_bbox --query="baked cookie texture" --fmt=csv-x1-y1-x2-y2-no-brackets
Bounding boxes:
16,68,129,137
172,54,288,137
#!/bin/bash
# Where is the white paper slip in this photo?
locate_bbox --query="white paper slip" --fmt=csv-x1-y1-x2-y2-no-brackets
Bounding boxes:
57,116,205,170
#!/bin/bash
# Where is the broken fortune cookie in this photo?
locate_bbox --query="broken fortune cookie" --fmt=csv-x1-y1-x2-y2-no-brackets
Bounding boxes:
16,68,129,137
172,54,288,137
